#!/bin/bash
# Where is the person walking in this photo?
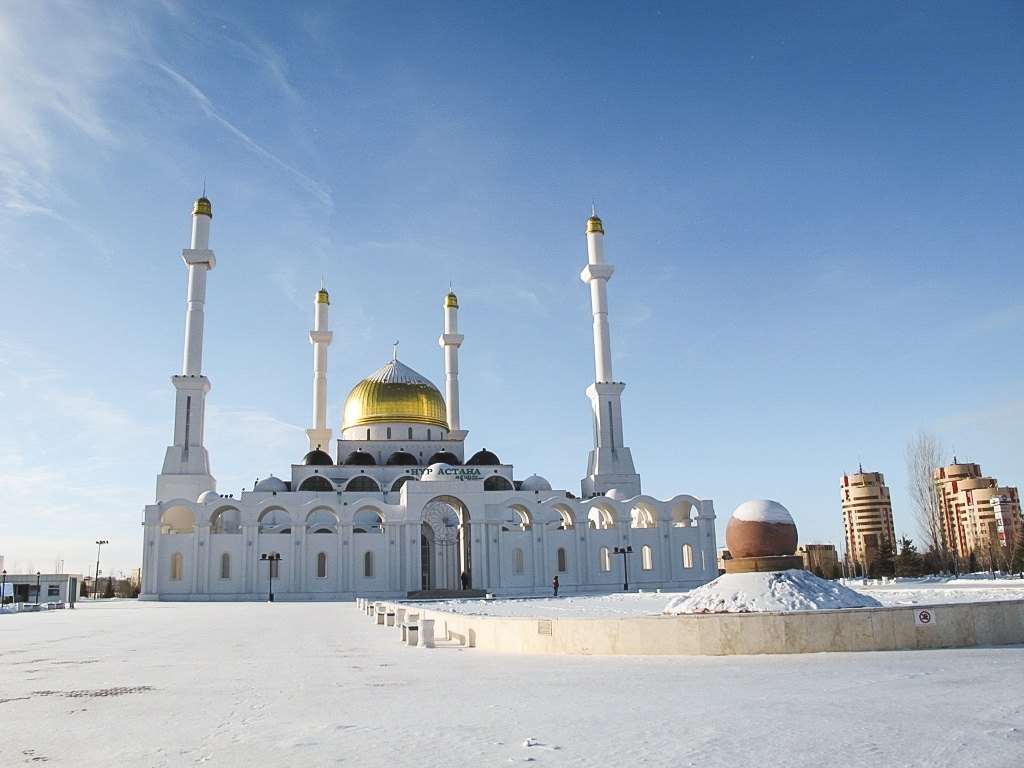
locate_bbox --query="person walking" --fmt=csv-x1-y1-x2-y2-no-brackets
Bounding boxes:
460,571,469,590
551,575,559,597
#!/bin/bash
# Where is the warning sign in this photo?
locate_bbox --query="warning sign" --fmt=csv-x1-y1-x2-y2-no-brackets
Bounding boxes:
914,608,936,627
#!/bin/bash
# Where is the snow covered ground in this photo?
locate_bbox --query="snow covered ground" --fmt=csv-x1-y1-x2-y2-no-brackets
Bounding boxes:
2,585,1023,767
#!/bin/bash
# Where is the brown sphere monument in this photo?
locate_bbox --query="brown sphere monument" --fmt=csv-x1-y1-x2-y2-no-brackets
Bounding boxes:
723,499,804,573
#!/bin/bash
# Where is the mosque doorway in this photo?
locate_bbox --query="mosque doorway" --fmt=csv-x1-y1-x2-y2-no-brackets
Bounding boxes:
421,497,470,592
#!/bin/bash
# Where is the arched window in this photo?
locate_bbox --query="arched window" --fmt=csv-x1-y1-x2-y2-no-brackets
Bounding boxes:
364,551,374,578
599,546,611,572
387,427,392,439
408,427,413,439
682,544,694,569
346,476,380,493
556,547,567,573
170,552,183,581
484,476,514,491
317,552,328,578
642,545,653,571
512,548,524,575
220,553,230,579
298,475,334,492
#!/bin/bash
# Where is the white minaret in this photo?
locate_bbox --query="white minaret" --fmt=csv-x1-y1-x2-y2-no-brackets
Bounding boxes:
580,211,641,498
306,286,333,452
156,196,217,502
439,290,468,441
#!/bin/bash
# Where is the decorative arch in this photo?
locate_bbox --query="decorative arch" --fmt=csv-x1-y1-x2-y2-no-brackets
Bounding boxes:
306,508,339,533
671,498,698,527
353,507,384,533
298,475,334,492
500,504,531,532
210,506,241,534
587,505,617,530
550,504,576,530
391,475,413,493
346,476,380,493
258,507,292,534
484,476,514,492
161,506,195,534
629,503,658,529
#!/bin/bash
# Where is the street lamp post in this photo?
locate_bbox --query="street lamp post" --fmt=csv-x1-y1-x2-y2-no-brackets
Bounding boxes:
1,570,6,607
261,553,281,602
35,572,41,605
94,540,108,599
613,546,633,591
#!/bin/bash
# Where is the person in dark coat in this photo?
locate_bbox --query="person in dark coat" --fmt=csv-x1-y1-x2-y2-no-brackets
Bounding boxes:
551,575,559,597
460,571,469,590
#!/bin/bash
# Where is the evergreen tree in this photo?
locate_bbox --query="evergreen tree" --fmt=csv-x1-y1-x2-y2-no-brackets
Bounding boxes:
870,536,896,577
80,580,88,598
103,577,115,599
895,536,923,577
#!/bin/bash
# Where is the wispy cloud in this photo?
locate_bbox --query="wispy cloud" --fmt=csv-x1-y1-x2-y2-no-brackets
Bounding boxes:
153,61,333,211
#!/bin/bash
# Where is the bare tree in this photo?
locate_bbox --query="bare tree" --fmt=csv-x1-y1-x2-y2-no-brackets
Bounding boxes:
905,429,947,570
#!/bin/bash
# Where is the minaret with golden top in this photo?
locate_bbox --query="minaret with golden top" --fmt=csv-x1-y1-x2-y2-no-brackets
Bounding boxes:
306,285,334,451
439,289,468,441
156,196,217,502
580,210,640,498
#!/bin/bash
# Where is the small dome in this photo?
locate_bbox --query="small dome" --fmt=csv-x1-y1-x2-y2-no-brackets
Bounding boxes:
342,450,377,466
520,474,552,492
254,476,288,493
197,490,221,503
342,358,448,431
423,463,452,481
466,448,500,466
386,451,418,466
427,450,460,465
604,488,628,501
193,196,212,218
586,214,603,234
302,448,334,466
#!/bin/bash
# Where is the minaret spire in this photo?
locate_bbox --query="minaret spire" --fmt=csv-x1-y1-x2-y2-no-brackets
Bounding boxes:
306,285,333,452
439,288,468,441
580,211,640,498
156,195,217,502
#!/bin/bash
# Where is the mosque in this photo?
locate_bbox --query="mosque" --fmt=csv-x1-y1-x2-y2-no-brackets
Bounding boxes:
141,198,718,600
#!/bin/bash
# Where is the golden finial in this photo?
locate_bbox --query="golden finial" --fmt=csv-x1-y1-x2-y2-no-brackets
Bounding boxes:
193,196,212,218
586,206,603,234
316,285,330,304
445,289,458,308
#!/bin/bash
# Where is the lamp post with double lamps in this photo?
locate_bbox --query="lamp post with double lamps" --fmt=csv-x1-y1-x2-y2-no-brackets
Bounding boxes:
613,545,633,591
1,570,6,607
94,540,108,599
261,553,282,602
35,572,41,605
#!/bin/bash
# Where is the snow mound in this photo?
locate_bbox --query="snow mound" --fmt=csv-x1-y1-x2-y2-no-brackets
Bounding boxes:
664,569,882,614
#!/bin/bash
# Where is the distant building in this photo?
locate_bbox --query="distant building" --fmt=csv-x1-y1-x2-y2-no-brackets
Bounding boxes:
798,543,840,578
934,462,1021,564
841,469,895,576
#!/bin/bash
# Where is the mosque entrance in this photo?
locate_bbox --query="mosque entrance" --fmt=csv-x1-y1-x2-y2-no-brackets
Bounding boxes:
419,497,471,593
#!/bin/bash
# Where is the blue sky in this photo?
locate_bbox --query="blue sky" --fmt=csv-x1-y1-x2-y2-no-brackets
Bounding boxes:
1,1,1022,578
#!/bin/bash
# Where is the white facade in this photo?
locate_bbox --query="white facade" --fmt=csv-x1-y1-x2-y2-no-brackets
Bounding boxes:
142,201,718,600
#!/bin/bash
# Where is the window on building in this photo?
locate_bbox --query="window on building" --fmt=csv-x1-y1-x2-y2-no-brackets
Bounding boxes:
317,552,328,578
364,551,374,578
170,552,183,581
642,545,653,570
47,584,60,597
220,553,231,579
556,548,567,573
600,546,611,572
512,548,524,574
682,544,693,569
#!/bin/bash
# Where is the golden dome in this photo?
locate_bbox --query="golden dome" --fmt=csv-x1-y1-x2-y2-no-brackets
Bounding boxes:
445,291,458,308
342,358,448,430
586,214,603,234
316,288,330,304
193,197,212,218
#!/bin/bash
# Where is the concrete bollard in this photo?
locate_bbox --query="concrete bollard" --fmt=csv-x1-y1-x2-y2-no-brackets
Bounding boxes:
395,607,406,627
418,618,435,648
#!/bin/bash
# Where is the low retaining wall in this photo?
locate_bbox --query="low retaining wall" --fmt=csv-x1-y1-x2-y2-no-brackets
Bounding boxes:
405,600,1024,655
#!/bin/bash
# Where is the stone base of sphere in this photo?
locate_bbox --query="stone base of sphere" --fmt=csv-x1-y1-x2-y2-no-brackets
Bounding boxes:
723,555,805,574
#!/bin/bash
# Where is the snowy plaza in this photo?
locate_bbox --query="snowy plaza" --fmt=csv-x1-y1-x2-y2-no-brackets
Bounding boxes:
2,582,1023,767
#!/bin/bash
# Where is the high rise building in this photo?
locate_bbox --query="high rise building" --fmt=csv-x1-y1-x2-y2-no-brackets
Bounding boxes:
934,462,1021,564
840,469,895,575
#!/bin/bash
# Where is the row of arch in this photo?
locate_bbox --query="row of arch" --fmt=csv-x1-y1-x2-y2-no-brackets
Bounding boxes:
305,447,502,467
289,474,514,493
159,494,702,535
